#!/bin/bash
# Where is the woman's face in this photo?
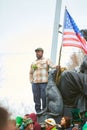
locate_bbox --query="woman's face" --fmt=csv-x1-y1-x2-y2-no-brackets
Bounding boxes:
27,123,33,130
45,123,49,129
60,117,66,126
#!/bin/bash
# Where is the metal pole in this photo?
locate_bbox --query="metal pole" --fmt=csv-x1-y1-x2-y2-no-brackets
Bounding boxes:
50,0,62,64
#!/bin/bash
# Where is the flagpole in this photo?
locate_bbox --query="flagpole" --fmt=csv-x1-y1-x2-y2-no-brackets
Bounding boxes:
58,6,67,66
50,0,62,64
56,7,67,83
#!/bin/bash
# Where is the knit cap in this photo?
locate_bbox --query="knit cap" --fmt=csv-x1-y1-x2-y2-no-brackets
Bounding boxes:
16,116,23,127
24,118,34,128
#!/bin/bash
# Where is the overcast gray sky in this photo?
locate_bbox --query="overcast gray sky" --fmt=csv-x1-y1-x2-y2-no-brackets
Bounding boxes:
0,0,87,53
0,0,87,116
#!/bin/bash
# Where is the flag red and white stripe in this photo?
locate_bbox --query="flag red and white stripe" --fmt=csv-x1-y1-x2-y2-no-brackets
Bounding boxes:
62,9,87,54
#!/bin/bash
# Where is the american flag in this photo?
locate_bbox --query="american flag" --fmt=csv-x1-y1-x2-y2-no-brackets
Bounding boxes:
62,9,87,54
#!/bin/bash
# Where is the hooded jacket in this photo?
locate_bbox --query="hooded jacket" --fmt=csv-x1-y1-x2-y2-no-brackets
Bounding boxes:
29,113,41,130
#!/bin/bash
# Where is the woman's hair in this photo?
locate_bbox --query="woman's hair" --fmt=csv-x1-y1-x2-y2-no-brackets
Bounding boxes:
61,116,71,128
0,107,10,128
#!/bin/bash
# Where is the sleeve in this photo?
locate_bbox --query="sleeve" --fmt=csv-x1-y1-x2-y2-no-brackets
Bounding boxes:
29,64,33,83
47,59,56,69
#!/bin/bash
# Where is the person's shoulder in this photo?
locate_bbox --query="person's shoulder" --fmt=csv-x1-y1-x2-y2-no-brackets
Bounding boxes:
57,126,63,130
43,58,52,63
41,57,49,63
41,57,48,60
34,122,41,130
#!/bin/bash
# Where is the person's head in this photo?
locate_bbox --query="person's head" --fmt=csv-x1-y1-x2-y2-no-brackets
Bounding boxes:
8,119,17,130
45,118,56,129
0,107,10,130
28,113,37,122
60,116,71,129
24,118,34,130
35,48,44,59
